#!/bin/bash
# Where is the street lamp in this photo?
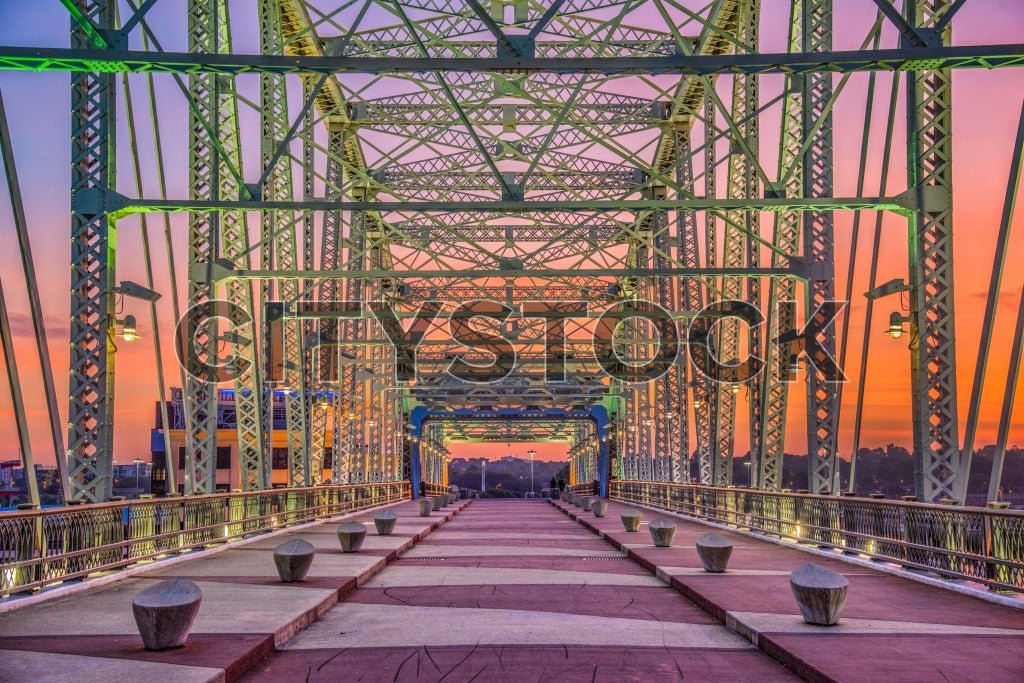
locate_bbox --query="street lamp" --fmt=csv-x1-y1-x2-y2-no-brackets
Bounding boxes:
116,314,139,342
132,458,144,494
481,459,487,493
886,311,911,339
527,449,537,497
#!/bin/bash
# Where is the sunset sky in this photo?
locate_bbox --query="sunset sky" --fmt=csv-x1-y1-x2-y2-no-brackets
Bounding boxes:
0,1,1022,469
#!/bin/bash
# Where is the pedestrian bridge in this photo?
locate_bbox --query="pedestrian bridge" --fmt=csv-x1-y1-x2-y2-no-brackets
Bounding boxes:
2,488,1023,681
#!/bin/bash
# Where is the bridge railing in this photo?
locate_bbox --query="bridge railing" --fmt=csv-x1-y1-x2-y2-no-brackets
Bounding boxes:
0,482,409,599
422,482,450,497
611,481,1024,593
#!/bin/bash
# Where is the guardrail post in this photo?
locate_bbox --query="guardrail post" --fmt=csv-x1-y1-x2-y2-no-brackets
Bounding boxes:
129,503,157,559
11,515,37,592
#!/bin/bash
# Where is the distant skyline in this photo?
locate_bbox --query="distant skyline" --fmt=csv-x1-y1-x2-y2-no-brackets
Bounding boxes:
0,2,1022,468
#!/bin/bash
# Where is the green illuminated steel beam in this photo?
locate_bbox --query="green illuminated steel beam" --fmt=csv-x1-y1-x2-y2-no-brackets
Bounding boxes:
102,195,914,216
2,44,1022,75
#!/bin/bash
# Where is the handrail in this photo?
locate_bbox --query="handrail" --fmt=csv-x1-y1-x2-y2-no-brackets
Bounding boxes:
611,481,1024,593
0,482,409,598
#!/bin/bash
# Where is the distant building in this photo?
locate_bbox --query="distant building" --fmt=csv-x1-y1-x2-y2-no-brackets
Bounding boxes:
152,388,337,493
112,462,151,497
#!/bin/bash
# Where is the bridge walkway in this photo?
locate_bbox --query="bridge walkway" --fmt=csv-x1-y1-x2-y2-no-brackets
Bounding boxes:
242,498,791,681
556,497,1024,681
2,497,1024,681
0,498,468,681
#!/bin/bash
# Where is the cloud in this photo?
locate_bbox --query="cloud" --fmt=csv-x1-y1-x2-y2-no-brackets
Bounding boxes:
971,290,1018,303
5,312,65,338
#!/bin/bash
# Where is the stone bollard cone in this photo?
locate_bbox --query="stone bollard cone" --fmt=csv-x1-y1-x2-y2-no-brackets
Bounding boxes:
789,563,849,626
448,493,458,505
131,578,202,651
417,498,433,516
621,509,642,532
336,521,368,553
573,494,583,508
591,499,608,517
564,492,574,505
695,532,733,572
648,518,677,547
581,496,594,512
273,538,315,582
374,510,398,535
431,495,443,511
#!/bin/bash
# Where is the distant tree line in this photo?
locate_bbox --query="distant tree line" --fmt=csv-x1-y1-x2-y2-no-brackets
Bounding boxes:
448,445,1024,500
448,456,566,497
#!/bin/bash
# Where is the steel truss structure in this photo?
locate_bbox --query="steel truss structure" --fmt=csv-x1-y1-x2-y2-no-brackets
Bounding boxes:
11,1,1020,502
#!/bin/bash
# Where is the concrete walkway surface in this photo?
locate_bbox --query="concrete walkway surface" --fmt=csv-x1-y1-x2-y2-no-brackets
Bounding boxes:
0,499,469,683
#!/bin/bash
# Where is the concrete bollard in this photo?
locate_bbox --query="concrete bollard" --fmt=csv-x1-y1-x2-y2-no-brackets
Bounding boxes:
591,499,608,517
581,496,594,512
621,509,642,532
417,498,433,516
273,538,315,582
789,563,849,626
336,521,368,553
573,494,583,508
648,518,677,547
695,532,733,572
374,510,398,535
431,495,443,511
131,578,202,651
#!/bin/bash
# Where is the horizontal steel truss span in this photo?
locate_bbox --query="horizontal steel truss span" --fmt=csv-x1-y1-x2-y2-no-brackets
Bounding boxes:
199,265,817,281
3,43,1023,75
87,194,925,216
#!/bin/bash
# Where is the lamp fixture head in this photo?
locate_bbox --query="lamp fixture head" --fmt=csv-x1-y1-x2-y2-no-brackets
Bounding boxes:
118,314,138,342
887,311,908,339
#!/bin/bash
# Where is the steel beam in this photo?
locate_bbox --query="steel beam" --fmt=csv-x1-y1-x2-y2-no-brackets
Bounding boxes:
802,0,840,495
906,0,961,503
67,0,116,503
3,44,1022,75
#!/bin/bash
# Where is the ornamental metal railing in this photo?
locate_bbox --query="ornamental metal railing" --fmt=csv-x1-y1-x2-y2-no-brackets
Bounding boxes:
421,482,451,497
611,481,1024,593
0,482,409,598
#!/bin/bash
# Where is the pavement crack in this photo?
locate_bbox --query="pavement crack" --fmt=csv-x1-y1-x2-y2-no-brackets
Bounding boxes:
423,644,441,672
393,649,419,681
438,642,480,681
465,665,488,682
316,647,351,673
383,587,411,606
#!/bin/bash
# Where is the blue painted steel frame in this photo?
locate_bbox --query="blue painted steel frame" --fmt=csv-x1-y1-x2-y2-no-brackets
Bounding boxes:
407,405,610,498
